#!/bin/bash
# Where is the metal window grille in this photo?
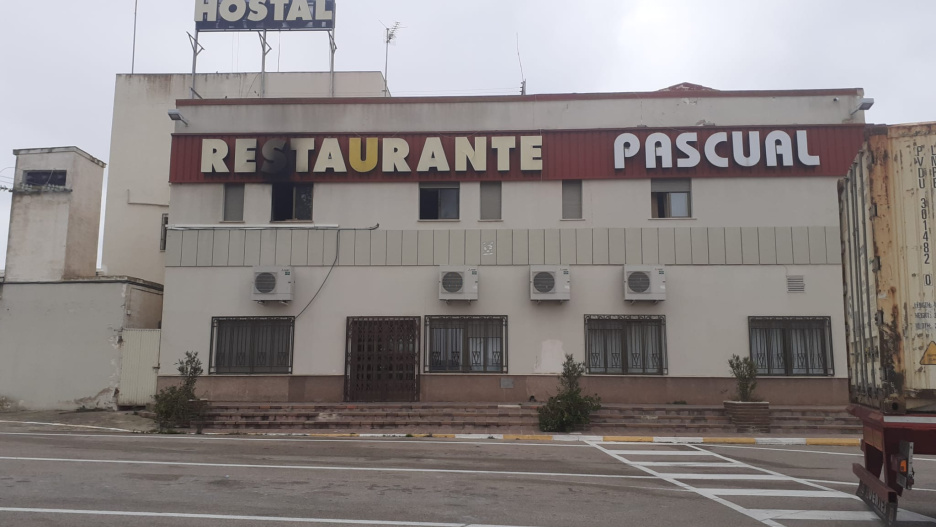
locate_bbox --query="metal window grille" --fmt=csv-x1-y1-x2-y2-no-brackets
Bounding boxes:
210,317,295,374
748,316,833,376
585,315,667,375
24,170,67,187
425,316,507,373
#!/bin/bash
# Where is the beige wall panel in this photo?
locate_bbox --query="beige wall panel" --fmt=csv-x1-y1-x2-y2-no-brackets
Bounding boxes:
593,228,609,265
449,229,465,265
323,230,339,266
370,230,387,266
401,230,418,266
625,228,642,264
307,230,325,266
758,227,777,265
576,229,593,265
181,230,199,267
434,230,450,266
658,228,676,265
808,226,828,264
481,229,497,266
825,226,842,265
725,227,743,265
212,230,230,267
690,228,709,265
164,230,183,267
675,228,692,265
338,230,355,266
465,230,481,265
497,230,513,265
529,229,546,265
741,227,760,265
196,230,214,267
260,230,277,266
792,226,810,264
355,230,371,266
417,230,434,266
275,230,292,266
775,227,794,265
707,228,726,265
560,229,577,265
609,228,626,265
290,231,309,266
512,229,529,265
385,230,402,266
544,229,560,265
228,230,246,266
641,228,659,265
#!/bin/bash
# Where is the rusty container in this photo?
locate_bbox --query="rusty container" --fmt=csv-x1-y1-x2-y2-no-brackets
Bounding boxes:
841,123,936,413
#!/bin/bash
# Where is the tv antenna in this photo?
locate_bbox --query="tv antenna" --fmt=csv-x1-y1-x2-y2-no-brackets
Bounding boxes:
517,34,526,95
381,21,403,97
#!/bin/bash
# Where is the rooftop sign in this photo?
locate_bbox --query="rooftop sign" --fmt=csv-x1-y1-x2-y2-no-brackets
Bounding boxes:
195,0,335,32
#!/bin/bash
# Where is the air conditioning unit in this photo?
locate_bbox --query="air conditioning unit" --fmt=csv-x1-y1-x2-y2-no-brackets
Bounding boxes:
530,265,571,301
252,266,294,303
624,265,666,301
438,266,479,301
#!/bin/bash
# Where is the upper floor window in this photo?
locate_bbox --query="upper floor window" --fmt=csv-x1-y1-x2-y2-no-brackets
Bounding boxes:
24,170,66,187
223,183,245,222
749,317,833,376
479,181,502,220
419,182,459,220
562,180,583,219
651,178,691,218
272,183,312,222
585,315,667,375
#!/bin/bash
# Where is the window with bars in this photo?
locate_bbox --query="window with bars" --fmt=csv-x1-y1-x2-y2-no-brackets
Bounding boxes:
425,316,507,373
585,315,667,375
748,317,833,376
210,317,295,374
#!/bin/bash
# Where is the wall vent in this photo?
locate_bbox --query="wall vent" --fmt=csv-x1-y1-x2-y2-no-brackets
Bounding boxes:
787,275,806,293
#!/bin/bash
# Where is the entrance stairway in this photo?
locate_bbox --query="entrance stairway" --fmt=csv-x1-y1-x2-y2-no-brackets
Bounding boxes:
197,402,861,435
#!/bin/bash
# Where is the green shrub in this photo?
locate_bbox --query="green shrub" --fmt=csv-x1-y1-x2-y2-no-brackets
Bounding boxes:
728,354,758,402
537,355,601,433
153,351,203,432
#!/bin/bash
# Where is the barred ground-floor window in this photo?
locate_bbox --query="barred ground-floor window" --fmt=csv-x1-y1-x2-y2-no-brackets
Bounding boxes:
425,315,507,373
585,315,667,375
748,316,833,376
210,316,295,374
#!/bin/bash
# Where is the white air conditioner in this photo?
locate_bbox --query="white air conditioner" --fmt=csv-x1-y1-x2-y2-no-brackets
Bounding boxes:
438,266,479,301
530,265,571,301
252,266,294,303
624,265,666,301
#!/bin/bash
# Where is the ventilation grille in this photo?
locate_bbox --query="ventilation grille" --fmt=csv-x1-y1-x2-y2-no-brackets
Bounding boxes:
441,272,464,293
627,271,651,293
787,275,806,293
533,271,556,293
254,272,278,293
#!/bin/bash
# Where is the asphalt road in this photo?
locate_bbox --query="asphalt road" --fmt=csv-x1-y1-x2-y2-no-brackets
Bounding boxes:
0,429,934,527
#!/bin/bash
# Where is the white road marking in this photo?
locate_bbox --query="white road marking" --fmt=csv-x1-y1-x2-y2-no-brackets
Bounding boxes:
0,420,131,432
0,455,653,480
598,449,715,456
697,489,855,498
629,462,741,468
749,509,935,522
805,478,936,492
649,437,705,443
0,507,541,527
666,474,789,481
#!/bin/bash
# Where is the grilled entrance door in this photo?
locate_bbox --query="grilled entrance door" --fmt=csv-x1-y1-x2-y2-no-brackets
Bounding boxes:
345,317,420,402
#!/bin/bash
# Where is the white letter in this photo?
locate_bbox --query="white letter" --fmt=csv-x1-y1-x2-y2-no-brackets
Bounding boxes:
704,132,729,168
234,138,257,173
268,0,289,20
796,130,821,166
315,0,334,20
286,0,312,21
675,133,700,168
455,137,486,172
645,133,673,169
520,136,543,171
201,139,228,173
382,138,411,172
247,0,268,21
732,131,761,167
291,138,315,172
261,139,288,174
765,131,793,167
195,0,218,22
490,136,516,172
417,137,450,172
219,0,247,22
313,138,347,173
613,133,640,169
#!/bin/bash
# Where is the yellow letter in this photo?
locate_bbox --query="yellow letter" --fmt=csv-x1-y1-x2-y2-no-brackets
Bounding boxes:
349,138,378,173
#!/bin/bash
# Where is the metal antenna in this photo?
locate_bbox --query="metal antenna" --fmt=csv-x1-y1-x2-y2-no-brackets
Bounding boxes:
517,34,526,95
381,21,402,97
131,0,139,73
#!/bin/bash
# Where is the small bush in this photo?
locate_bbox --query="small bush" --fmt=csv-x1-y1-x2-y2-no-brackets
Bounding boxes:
538,355,601,433
153,351,204,432
728,355,758,402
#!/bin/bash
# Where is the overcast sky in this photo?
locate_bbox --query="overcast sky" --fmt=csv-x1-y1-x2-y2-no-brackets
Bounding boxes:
1,0,934,270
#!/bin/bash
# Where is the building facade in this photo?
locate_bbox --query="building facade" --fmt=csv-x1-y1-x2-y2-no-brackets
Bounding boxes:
157,87,868,405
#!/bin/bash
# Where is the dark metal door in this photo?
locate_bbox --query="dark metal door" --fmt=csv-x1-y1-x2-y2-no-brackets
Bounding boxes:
345,317,420,402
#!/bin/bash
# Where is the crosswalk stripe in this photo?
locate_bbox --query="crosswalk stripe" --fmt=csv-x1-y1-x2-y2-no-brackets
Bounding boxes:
630,462,740,468
666,474,788,481
696,489,854,498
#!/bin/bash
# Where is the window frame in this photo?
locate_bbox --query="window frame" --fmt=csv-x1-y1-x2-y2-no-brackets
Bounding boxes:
24,170,67,188
209,316,295,374
479,181,502,220
223,183,245,222
159,213,169,252
748,316,833,377
424,315,508,373
650,178,692,219
561,180,583,220
419,182,460,220
271,183,313,222
585,315,668,375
